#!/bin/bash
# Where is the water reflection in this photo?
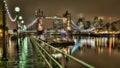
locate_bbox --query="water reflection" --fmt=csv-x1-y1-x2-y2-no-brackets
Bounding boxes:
7,36,28,68
71,36,120,56
18,37,28,68
51,36,120,56
52,36,120,68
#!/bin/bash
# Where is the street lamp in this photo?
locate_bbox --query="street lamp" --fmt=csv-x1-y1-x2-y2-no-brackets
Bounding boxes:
14,6,20,52
15,6,20,13
18,16,23,28
18,16,22,20
21,20,27,31
1,0,8,61
20,20,24,30
21,20,24,24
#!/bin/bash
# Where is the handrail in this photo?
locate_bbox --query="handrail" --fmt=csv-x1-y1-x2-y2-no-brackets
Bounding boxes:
31,38,52,68
31,37,63,68
34,38,94,68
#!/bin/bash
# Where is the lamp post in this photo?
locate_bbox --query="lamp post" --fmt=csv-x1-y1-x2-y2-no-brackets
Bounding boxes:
1,0,8,61
21,20,27,31
15,6,20,13
18,16,23,29
18,16,22,20
15,6,20,52
21,20,24,24
21,20,24,30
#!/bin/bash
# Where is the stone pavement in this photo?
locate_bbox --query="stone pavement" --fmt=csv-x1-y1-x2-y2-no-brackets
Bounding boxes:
0,37,45,68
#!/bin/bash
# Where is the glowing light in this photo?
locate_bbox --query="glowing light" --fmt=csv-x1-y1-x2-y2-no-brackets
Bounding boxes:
0,29,2,37
62,18,67,23
21,20,24,24
109,38,112,56
0,29,2,33
0,47,3,58
20,37,28,68
14,6,20,12
4,0,17,22
18,16,23,20
99,16,104,20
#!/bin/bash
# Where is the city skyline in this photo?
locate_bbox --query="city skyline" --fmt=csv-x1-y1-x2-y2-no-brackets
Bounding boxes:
6,0,120,27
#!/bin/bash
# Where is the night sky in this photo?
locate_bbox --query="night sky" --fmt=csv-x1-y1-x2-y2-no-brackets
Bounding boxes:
6,0,120,28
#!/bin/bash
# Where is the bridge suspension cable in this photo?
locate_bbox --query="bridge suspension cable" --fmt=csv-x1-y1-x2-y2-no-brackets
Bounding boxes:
26,17,39,29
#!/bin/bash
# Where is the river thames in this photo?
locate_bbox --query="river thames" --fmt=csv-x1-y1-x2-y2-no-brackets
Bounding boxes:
0,35,120,68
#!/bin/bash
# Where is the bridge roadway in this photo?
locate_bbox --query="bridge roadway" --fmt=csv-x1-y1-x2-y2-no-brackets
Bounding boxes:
0,35,120,68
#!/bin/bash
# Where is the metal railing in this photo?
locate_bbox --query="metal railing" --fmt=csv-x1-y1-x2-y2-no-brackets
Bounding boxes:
31,37,62,68
31,37,94,68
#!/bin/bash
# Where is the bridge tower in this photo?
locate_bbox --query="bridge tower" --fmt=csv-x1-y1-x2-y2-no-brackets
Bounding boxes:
35,9,44,38
63,11,73,40
63,10,71,31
